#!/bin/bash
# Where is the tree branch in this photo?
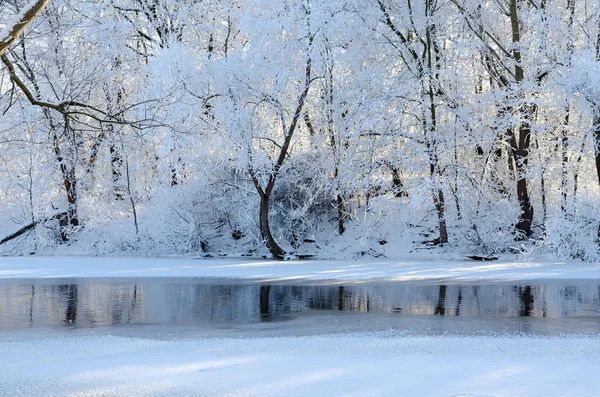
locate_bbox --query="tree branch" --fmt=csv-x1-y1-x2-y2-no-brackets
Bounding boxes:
0,0,50,57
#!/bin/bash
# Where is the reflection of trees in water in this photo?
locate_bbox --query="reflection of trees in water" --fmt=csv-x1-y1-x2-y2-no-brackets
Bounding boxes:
434,285,446,316
2,281,600,329
128,284,139,323
58,284,77,323
455,287,462,316
518,286,534,317
260,285,270,321
110,284,140,325
29,285,35,323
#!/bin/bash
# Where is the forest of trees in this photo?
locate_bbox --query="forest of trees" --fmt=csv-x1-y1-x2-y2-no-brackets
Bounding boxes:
2,0,600,260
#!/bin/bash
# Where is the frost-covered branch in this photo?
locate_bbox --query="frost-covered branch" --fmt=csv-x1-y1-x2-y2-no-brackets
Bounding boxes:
0,0,50,57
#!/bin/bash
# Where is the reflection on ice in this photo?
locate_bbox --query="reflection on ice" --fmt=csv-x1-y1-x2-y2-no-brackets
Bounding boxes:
1,278,600,335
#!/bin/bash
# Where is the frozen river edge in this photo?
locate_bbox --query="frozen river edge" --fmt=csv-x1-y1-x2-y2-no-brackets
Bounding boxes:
2,255,600,281
1,256,600,397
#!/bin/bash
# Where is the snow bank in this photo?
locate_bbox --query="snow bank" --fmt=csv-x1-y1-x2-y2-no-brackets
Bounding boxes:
1,256,600,281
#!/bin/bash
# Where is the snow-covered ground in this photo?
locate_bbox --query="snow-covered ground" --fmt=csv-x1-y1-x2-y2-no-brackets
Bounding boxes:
1,255,600,281
1,331,599,397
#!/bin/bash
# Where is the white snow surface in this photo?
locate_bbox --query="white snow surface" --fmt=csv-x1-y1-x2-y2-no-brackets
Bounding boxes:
1,255,600,280
1,332,599,396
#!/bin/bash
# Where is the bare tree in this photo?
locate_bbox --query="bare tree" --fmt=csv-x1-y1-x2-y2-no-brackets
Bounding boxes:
377,0,449,244
451,0,545,237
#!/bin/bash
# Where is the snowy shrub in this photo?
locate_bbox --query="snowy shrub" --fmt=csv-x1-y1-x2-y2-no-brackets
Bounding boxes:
544,202,600,262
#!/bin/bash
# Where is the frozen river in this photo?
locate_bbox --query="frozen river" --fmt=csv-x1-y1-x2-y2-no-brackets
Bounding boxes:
2,277,600,337
2,276,600,396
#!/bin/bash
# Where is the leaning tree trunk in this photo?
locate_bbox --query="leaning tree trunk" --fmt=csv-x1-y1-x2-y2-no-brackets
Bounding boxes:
259,195,286,259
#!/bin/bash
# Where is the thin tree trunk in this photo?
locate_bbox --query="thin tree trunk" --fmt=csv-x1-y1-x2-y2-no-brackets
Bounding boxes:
110,144,124,200
391,167,407,197
594,116,600,187
572,137,585,196
378,0,447,243
336,194,345,235
427,80,448,243
87,127,106,176
325,40,345,236
425,0,448,244
561,0,575,212
453,122,462,220
561,110,569,211
535,139,548,225
594,12,600,190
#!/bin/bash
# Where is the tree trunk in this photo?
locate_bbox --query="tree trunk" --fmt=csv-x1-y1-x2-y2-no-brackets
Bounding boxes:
594,116,600,188
514,170,533,236
509,0,534,237
561,110,569,211
110,144,124,200
249,15,313,258
54,127,79,240
64,167,79,227
391,167,407,197
426,104,448,244
595,15,600,190
259,194,286,259
378,0,447,243
425,5,448,245
336,194,345,235
433,188,449,244
333,168,345,235
561,0,574,212
512,118,534,237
